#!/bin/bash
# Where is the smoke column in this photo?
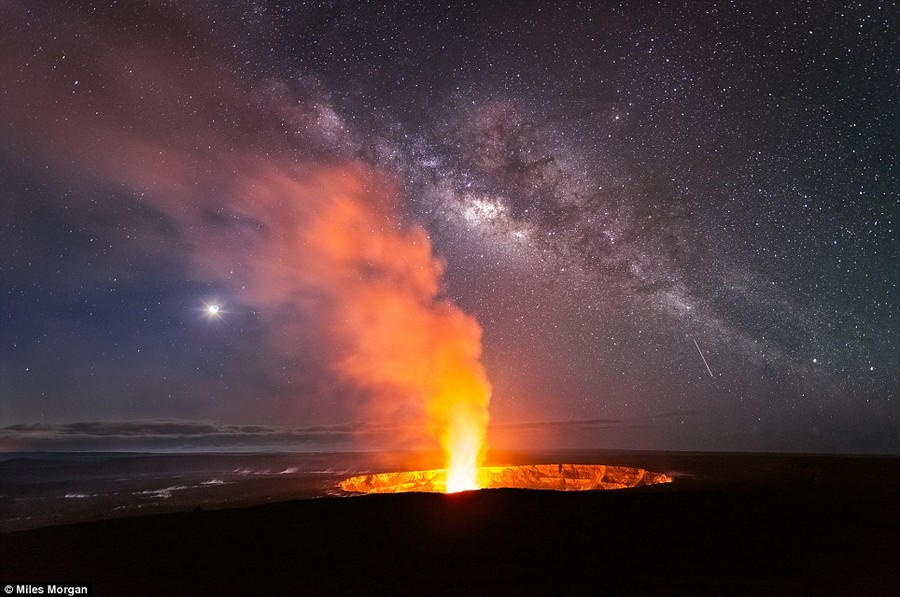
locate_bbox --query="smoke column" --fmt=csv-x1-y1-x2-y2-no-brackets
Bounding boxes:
1,2,491,480
297,168,491,487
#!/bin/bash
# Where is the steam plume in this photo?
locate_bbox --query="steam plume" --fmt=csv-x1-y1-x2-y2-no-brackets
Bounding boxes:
1,2,491,471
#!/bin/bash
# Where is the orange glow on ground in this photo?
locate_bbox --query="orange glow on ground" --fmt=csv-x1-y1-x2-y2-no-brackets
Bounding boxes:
340,464,673,494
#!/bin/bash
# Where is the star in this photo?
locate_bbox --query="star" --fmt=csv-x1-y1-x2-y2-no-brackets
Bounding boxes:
1,0,895,455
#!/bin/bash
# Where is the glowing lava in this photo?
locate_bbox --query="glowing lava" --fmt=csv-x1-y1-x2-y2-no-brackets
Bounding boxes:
443,406,486,492
340,464,673,494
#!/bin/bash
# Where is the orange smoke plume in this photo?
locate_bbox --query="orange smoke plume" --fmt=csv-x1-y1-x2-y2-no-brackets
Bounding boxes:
1,1,492,486
297,169,492,490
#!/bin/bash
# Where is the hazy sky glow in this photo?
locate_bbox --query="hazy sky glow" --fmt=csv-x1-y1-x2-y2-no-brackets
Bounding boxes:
1,1,897,454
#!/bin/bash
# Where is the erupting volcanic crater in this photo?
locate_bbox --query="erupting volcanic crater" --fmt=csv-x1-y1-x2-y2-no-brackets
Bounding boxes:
340,464,673,494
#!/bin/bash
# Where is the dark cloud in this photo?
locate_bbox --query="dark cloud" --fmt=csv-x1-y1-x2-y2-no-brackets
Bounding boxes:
0,419,395,452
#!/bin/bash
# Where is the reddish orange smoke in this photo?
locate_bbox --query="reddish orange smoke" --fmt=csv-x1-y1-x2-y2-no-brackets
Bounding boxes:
298,171,492,490
0,2,493,483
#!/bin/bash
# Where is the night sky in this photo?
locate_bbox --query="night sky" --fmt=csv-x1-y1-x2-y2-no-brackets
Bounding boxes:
2,1,897,454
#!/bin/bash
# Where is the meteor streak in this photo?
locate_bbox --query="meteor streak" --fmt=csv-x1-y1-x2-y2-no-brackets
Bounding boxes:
694,338,714,378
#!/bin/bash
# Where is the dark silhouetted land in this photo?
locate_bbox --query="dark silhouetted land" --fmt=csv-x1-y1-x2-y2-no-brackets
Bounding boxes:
2,452,898,595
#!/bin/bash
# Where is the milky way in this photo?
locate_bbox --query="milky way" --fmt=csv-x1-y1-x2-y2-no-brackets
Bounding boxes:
1,1,897,453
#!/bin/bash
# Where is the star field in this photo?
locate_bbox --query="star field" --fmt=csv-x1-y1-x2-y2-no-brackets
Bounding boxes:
1,0,897,453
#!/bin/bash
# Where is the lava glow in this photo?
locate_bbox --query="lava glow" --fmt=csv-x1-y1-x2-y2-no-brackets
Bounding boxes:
444,409,484,492
340,464,674,494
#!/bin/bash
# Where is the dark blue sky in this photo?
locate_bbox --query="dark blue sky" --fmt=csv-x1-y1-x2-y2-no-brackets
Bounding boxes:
1,0,897,453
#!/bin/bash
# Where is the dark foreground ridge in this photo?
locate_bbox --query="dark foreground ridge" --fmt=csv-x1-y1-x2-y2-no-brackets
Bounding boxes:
2,453,898,596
